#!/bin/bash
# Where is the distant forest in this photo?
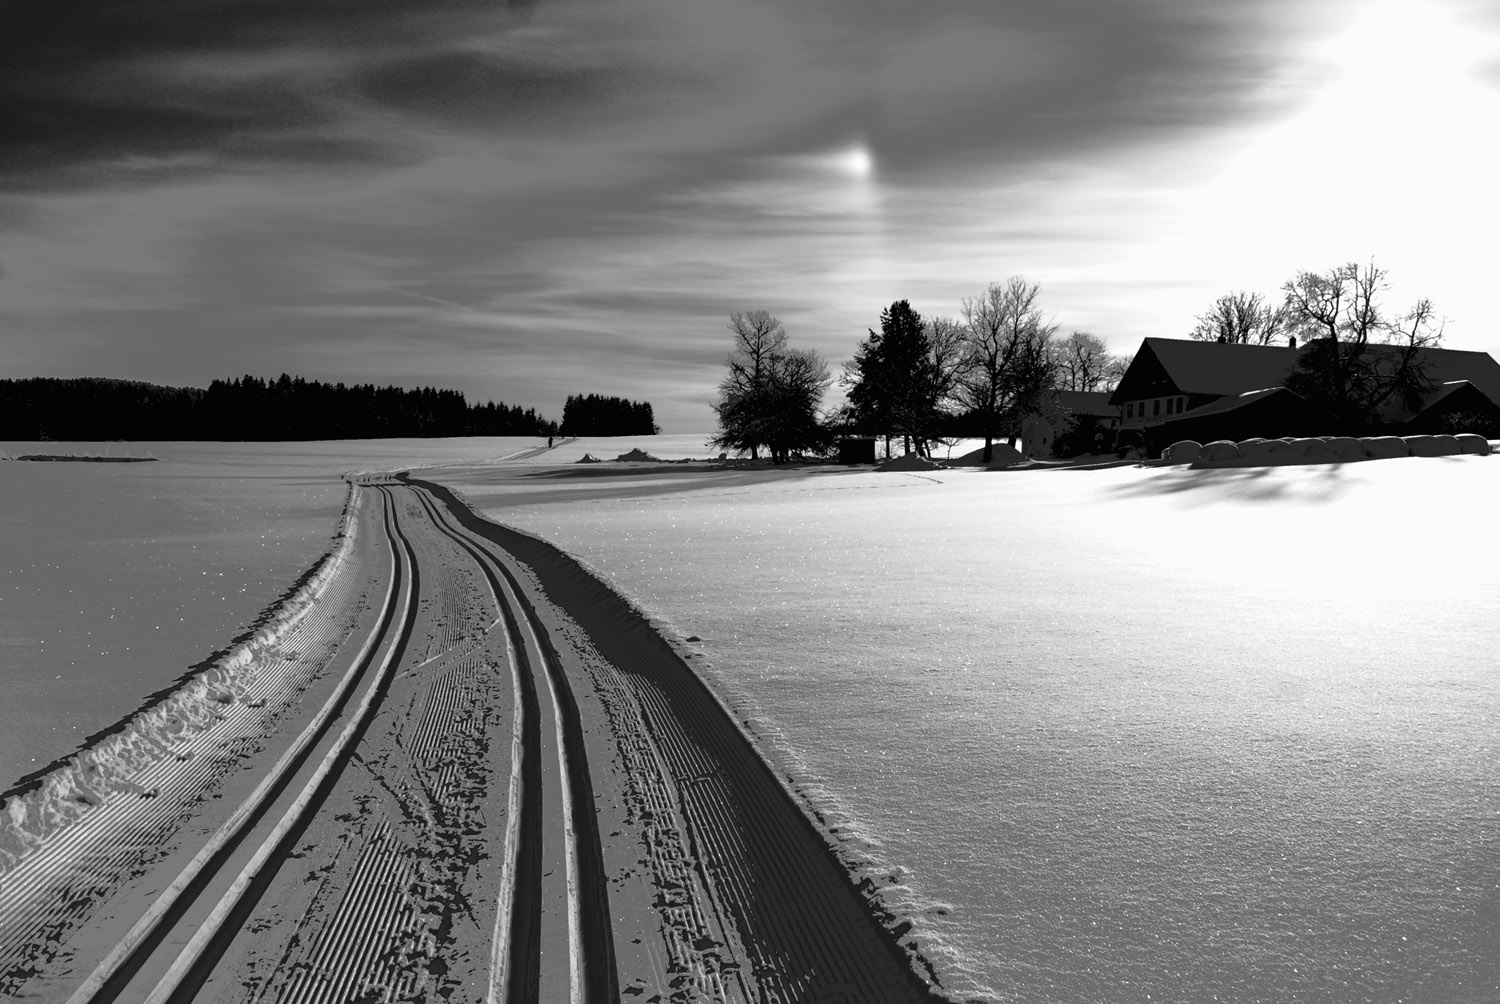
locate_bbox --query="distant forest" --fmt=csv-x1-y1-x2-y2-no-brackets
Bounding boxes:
559,393,659,436
0,375,562,441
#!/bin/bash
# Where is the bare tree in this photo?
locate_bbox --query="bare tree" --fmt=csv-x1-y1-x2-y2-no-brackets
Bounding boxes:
1054,331,1110,391
1189,290,1290,345
711,310,830,461
714,310,789,460
1281,261,1444,430
955,277,1059,463
1102,352,1133,393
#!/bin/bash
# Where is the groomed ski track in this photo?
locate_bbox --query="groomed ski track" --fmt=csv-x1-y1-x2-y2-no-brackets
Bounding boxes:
1,473,947,1003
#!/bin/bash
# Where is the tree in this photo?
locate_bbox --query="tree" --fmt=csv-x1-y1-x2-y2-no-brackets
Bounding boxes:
710,311,830,462
842,300,951,457
953,277,1059,463
1280,260,1444,431
1189,290,1290,345
1102,352,1133,392
1054,331,1110,391
710,311,789,461
560,394,658,436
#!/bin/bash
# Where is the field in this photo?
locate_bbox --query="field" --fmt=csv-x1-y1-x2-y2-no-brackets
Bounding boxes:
2,437,1497,1001
434,450,1500,1001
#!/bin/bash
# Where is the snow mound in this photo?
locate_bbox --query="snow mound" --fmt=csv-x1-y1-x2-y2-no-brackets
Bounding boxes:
1455,433,1491,455
1163,441,1202,463
575,453,603,464
1199,440,1241,463
1239,439,1292,461
1405,434,1461,457
613,448,662,462
949,443,1027,467
1362,436,1409,460
1289,437,1332,461
876,453,947,472
1324,437,1365,461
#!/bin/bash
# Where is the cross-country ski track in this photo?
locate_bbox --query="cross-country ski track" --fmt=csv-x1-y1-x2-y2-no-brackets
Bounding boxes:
1,476,946,1003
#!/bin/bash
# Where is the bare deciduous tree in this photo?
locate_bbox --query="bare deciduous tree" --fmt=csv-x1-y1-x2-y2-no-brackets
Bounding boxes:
1189,290,1290,345
711,310,829,461
1281,261,1444,430
955,277,1059,463
1102,352,1133,392
1054,331,1110,391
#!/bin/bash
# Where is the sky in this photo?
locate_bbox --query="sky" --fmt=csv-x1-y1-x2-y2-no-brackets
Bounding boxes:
3,0,1498,433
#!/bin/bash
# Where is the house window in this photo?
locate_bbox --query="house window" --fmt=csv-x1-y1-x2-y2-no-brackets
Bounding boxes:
1126,403,1134,419
1153,399,1161,417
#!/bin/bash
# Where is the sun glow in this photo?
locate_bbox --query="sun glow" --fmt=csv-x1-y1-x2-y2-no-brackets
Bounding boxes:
1156,0,1500,335
831,144,874,179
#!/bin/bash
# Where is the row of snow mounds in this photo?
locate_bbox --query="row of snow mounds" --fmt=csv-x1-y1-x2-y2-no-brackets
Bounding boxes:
1170,433,1492,466
0,482,363,870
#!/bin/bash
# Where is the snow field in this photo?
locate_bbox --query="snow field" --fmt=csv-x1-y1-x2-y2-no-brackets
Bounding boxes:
0,482,361,870
481,456,1500,1002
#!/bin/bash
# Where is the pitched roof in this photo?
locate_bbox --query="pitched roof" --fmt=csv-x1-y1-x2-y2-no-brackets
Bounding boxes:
1109,337,1500,410
1141,338,1302,396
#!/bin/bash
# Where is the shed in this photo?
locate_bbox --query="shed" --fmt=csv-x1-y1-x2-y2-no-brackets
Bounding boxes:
837,437,877,465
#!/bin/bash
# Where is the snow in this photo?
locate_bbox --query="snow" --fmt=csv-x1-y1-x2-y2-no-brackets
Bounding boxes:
472,454,1500,1002
0,437,549,787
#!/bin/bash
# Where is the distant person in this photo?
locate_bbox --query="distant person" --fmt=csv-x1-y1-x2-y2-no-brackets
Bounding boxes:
548,436,554,449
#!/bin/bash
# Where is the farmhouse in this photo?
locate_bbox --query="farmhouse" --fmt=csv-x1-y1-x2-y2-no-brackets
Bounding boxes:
1106,337,1500,454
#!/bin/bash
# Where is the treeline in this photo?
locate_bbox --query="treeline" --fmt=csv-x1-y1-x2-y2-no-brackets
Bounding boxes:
0,375,559,441
559,394,658,436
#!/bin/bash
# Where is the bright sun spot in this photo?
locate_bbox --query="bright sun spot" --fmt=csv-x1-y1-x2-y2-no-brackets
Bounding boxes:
834,145,874,179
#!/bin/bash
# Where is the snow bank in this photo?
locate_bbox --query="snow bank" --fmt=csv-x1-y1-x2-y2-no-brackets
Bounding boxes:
875,454,948,472
614,448,662,462
0,482,363,868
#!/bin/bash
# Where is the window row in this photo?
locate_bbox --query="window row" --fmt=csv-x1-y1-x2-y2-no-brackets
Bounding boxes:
1125,396,1188,421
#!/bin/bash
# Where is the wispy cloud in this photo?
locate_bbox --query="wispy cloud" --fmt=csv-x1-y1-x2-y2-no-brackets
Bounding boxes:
3,0,1497,429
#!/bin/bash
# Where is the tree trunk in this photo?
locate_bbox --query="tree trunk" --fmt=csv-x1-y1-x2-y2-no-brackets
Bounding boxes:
751,444,759,460
982,434,993,464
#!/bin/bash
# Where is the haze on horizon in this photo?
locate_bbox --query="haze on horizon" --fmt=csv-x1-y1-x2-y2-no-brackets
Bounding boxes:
3,0,1497,433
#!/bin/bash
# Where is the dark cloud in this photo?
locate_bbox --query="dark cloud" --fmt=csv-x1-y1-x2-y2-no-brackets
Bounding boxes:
0,0,539,186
